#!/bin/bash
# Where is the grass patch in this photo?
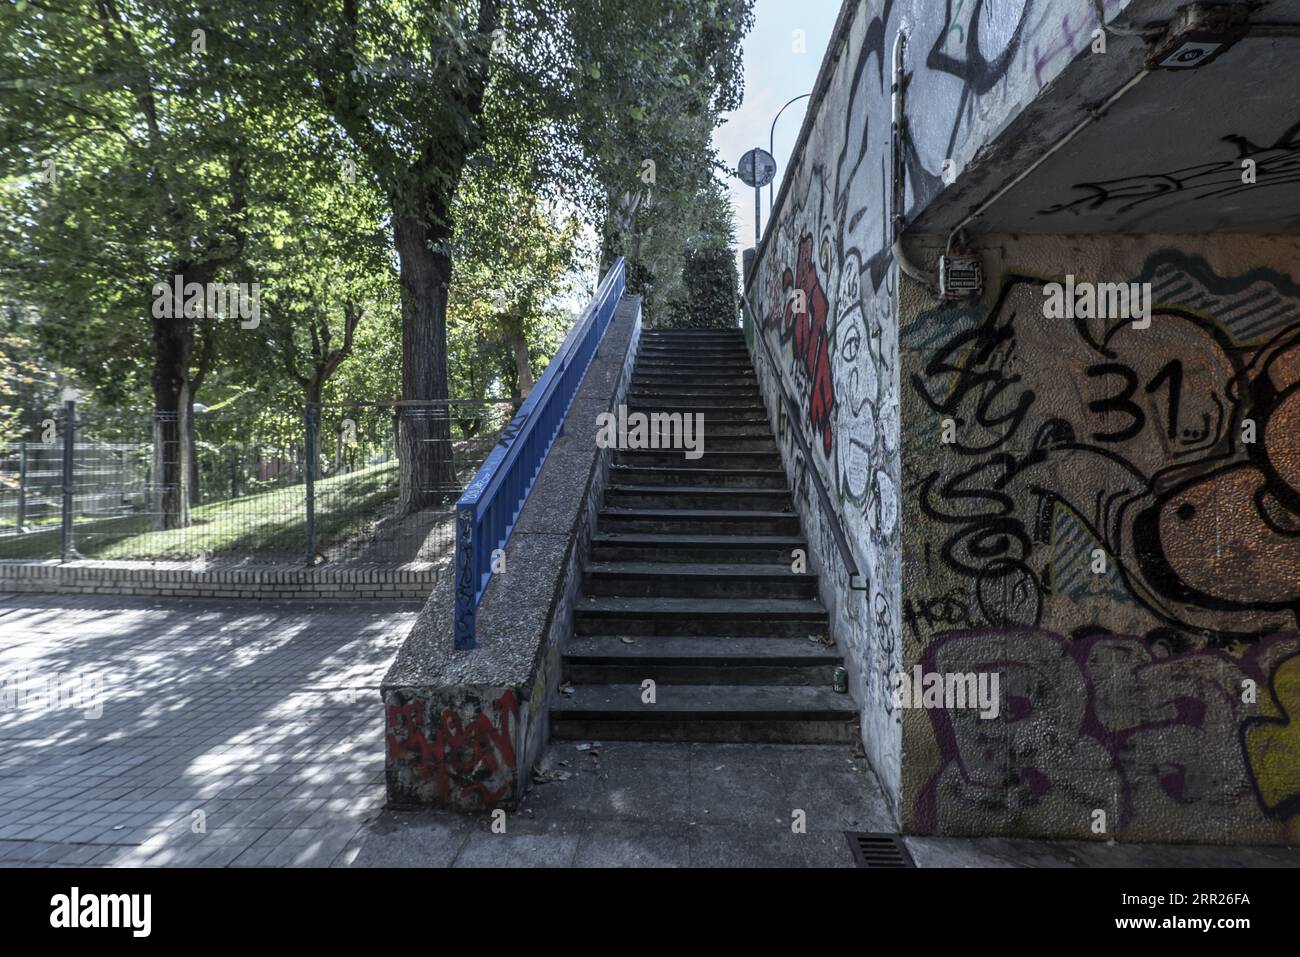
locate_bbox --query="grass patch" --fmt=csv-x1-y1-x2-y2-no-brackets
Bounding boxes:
0,460,406,561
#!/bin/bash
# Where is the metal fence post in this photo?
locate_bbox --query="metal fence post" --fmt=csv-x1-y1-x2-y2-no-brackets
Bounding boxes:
304,405,317,565
16,441,27,531
60,399,75,561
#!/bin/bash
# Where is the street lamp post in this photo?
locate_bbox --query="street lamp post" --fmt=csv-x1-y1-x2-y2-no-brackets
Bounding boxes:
769,93,811,212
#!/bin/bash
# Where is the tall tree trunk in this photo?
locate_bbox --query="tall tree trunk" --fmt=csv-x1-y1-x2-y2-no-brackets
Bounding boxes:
187,324,214,507
150,287,193,531
393,212,455,513
510,333,533,398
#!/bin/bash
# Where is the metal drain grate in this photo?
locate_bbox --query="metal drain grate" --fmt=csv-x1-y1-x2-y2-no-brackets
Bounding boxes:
845,832,915,868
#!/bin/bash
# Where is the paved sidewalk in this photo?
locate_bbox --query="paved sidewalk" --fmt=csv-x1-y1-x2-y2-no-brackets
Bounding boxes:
3,592,1296,869
0,592,420,867
338,740,1300,868
341,740,890,867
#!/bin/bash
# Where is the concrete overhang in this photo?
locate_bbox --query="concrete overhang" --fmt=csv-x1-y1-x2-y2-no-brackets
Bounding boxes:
911,0,1300,237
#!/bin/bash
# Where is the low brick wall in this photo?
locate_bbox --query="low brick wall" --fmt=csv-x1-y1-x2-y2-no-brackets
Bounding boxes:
0,559,440,601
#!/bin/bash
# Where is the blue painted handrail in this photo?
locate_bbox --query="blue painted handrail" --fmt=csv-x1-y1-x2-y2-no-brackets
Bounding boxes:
453,258,627,649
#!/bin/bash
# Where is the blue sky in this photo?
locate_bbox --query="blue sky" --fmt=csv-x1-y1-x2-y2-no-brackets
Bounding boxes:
714,0,843,251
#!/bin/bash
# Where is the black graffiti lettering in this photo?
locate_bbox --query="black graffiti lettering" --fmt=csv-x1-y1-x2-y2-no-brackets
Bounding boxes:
912,321,1035,453
1041,119,1300,217
1145,359,1184,440
920,455,1035,579
903,587,976,636
1086,363,1145,443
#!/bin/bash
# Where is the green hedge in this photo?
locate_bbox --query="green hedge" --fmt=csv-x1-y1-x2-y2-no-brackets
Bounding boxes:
658,246,739,329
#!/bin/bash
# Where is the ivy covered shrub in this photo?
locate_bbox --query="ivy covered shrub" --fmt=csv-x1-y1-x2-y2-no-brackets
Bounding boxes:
656,246,739,329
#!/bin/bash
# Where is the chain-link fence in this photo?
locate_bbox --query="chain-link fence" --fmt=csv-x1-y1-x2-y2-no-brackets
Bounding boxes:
0,399,517,565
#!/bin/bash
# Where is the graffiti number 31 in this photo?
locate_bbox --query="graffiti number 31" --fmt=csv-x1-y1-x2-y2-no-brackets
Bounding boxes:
1086,360,1184,443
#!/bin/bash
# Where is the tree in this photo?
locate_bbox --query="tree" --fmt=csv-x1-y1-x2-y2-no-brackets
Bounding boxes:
569,0,752,283
0,1,265,527
1,0,755,527
287,0,750,512
452,162,585,400
290,0,509,512
637,176,739,325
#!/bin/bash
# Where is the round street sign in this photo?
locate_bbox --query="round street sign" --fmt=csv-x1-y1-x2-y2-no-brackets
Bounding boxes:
738,147,777,188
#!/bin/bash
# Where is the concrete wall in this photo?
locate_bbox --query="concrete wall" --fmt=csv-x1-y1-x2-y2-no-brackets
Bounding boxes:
898,233,1300,844
747,0,1299,843
744,0,1124,819
382,297,642,811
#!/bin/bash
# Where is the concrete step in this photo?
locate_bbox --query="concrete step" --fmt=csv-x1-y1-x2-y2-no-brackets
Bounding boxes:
551,683,857,743
631,377,756,391
584,561,816,599
625,401,766,417
563,635,841,685
574,595,827,637
628,390,762,405
634,345,748,356
608,438,776,457
589,531,807,564
598,506,801,536
642,331,744,340
633,369,755,382
636,352,750,364
602,434,775,453
608,464,788,488
557,321,855,748
692,434,776,450
635,360,753,372
635,360,754,373
612,448,781,469
604,484,791,511
630,380,759,393
611,419,773,438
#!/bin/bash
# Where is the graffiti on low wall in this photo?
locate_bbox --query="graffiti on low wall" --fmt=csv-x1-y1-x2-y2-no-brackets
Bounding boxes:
385,688,519,809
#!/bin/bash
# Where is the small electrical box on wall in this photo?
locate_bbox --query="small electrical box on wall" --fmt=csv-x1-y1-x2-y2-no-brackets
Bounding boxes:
1148,3,1248,70
939,254,983,301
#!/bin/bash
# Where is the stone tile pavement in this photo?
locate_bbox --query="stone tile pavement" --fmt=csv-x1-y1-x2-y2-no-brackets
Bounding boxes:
0,592,420,867
4,591,1297,869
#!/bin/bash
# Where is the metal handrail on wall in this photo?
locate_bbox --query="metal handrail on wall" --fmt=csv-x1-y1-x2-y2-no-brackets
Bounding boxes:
453,258,628,649
740,289,868,592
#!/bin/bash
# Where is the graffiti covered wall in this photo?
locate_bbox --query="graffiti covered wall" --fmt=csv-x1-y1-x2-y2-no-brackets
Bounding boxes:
746,1,1127,812
899,233,1300,843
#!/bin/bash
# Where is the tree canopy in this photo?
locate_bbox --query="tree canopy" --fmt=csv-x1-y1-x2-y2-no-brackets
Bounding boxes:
0,0,753,522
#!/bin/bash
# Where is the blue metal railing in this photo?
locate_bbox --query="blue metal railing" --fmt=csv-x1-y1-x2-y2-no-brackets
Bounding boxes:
453,258,627,649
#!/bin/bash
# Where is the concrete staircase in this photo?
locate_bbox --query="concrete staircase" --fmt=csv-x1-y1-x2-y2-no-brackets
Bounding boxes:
552,328,858,743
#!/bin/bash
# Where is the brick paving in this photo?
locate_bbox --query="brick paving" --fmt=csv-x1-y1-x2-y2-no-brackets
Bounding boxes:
0,592,419,867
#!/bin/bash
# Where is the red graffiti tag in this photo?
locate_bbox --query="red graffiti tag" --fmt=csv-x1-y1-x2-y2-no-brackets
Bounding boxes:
772,235,835,456
386,690,518,805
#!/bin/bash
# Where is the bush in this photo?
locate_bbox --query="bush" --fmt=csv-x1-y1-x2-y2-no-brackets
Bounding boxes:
659,246,738,329
624,258,657,325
